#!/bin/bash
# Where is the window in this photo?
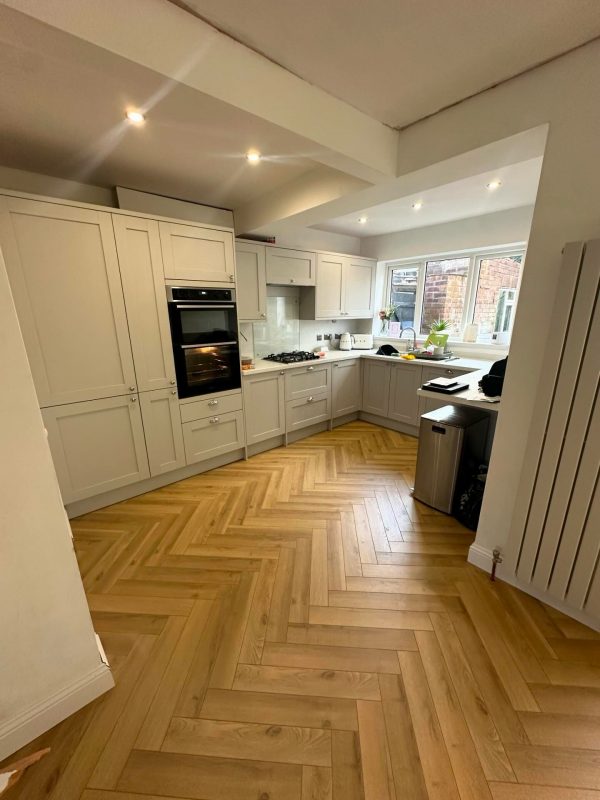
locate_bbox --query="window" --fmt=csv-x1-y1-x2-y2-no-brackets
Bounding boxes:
383,248,524,345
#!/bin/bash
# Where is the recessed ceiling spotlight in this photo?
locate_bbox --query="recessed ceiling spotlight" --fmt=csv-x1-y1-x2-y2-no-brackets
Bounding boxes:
486,180,502,191
125,109,145,125
357,216,368,224
412,201,423,210
246,151,261,163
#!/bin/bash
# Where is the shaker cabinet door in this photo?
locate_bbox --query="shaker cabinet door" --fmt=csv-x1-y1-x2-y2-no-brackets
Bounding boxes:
315,254,344,318
159,222,235,284
332,359,362,418
42,395,150,504
139,388,185,476
388,364,422,425
236,242,267,321
265,247,316,286
361,360,391,416
343,257,376,318
0,197,136,406
243,372,285,445
114,215,176,392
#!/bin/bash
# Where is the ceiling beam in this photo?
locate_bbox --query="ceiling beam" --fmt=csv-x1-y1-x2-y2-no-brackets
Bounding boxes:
2,0,398,183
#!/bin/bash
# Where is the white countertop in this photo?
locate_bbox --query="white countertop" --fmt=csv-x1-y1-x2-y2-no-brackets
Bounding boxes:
243,350,493,376
417,367,501,412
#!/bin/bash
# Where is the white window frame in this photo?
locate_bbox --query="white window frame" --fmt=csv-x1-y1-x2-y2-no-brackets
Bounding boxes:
382,244,526,345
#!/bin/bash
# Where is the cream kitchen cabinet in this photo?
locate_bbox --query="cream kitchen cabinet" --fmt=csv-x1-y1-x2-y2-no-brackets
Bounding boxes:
42,395,150,504
332,359,362,418
159,221,235,284
388,362,423,426
182,411,245,464
243,371,285,445
286,393,331,433
235,241,267,321
285,362,330,401
315,254,376,319
113,215,176,392
418,365,474,420
266,247,316,286
0,197,137,407
361,359,391,416
139,388,185,476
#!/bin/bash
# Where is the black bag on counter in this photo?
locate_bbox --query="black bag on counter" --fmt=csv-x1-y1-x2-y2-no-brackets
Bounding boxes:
376,344,399,356
479,357,507,397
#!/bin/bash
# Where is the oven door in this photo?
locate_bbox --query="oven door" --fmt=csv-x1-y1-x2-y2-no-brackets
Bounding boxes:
176,343,241,398
170,302,238,346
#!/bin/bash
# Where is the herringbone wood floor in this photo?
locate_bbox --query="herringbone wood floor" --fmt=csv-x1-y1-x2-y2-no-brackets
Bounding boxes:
4,421,600,800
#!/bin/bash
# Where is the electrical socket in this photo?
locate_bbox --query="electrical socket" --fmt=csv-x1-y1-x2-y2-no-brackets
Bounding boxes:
324,333,332,340
316,334,322,341
334,333,341,340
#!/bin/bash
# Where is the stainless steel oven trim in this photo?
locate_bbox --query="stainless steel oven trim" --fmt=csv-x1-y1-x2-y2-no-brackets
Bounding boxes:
174,304,235,310
166,286,236,302
181,342,238,348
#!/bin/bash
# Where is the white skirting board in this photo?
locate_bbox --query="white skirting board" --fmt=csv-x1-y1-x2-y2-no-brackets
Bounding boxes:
0,664,114,761
468,543,600,633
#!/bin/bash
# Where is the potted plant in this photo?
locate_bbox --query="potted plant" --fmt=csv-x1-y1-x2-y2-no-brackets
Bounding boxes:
425,319,450,349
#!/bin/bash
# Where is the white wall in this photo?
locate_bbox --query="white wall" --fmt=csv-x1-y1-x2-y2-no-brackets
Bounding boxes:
0,165,115,207
390,38,600,563
360,206,533,261
269,226,362,256
0,249,113,759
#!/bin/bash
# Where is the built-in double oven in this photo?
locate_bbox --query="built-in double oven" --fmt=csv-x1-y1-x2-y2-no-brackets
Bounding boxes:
166,286,241,399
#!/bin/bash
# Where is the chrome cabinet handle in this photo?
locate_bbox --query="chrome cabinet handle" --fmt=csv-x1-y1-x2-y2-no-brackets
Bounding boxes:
130,396,137,403
208,399,219,406
260,312,266,318
333,363,339,367
171,390,177,395
229,274,235,281
209,416,220,423
129,386,136,392
279,370,285,375
307,396,314,403
445,369,455,375
170,379,176,385
307,366,314,371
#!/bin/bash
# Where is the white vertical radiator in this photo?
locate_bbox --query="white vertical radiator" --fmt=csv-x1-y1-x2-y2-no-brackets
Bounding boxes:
505,240,600,625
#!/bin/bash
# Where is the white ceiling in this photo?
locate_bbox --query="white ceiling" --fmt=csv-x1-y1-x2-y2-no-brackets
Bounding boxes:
0,5,320,209
173,0,600,128
312,157,543,238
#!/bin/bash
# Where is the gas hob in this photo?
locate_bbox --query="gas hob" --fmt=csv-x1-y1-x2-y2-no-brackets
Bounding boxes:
264,351,321,364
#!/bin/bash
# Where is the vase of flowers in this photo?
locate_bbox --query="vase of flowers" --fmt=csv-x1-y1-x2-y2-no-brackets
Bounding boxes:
378,305,397,334
425,319,450,349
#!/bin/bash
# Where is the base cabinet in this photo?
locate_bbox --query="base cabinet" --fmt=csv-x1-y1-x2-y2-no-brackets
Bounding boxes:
244,372,285,445
285,363,330,401
286,394,330,432
139,389,186,476
361,360,391,416
388,363,423,426
42,395,150,503
332,359,362,417
182,410,245,464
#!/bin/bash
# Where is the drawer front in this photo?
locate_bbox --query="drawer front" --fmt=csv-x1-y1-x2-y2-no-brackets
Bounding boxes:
180,391,243,423
421,365,471,383
286,393,330,432
285,364,330,401
182,410,245,464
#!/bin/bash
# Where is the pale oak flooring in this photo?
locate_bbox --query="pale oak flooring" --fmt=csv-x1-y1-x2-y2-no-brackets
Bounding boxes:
4,421,600,800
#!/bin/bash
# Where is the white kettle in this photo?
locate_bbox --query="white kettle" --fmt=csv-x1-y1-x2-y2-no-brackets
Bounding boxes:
340,332,353,351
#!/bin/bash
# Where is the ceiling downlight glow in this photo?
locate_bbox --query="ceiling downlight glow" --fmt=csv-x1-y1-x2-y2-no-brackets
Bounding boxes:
486,180,502,191
246,151,261,163
125,110,145,125
412,201,423,210
357,216,368,224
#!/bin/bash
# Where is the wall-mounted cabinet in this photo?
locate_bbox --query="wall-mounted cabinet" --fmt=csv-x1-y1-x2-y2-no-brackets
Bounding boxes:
42,395,150,503
244,371,285,445
139,388,186,476
114,215,176,392
266,247,316,286
0,197,137,407
159,221,235,284
332,359,362,418
235,241,267,321
312,254,376,320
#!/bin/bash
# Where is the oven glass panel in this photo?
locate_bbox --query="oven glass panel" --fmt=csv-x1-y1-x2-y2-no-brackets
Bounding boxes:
180,343,240,396
179,307,237,345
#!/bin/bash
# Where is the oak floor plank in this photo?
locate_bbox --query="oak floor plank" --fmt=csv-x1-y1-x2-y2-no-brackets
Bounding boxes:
238,557,278,664
287,622,417,651
302,765,333,800
329,589,458,612
234,663,381,701
309,605,433,631
310,529,329,607
162,716,332,766
262,641,401,674
199,688,358,730
327,519,347,592
379,674,428,800
340,509,363,577
86,594,195,617
398,650,460,800
331,731,365,800
529,683,600,716
489,784,600,799
353,504,377,565
519,711,600,749
506,744,600,790
289,537,312,624
267,546,297,642
346,575,460,596
356,700,395,800
117,749,303,800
